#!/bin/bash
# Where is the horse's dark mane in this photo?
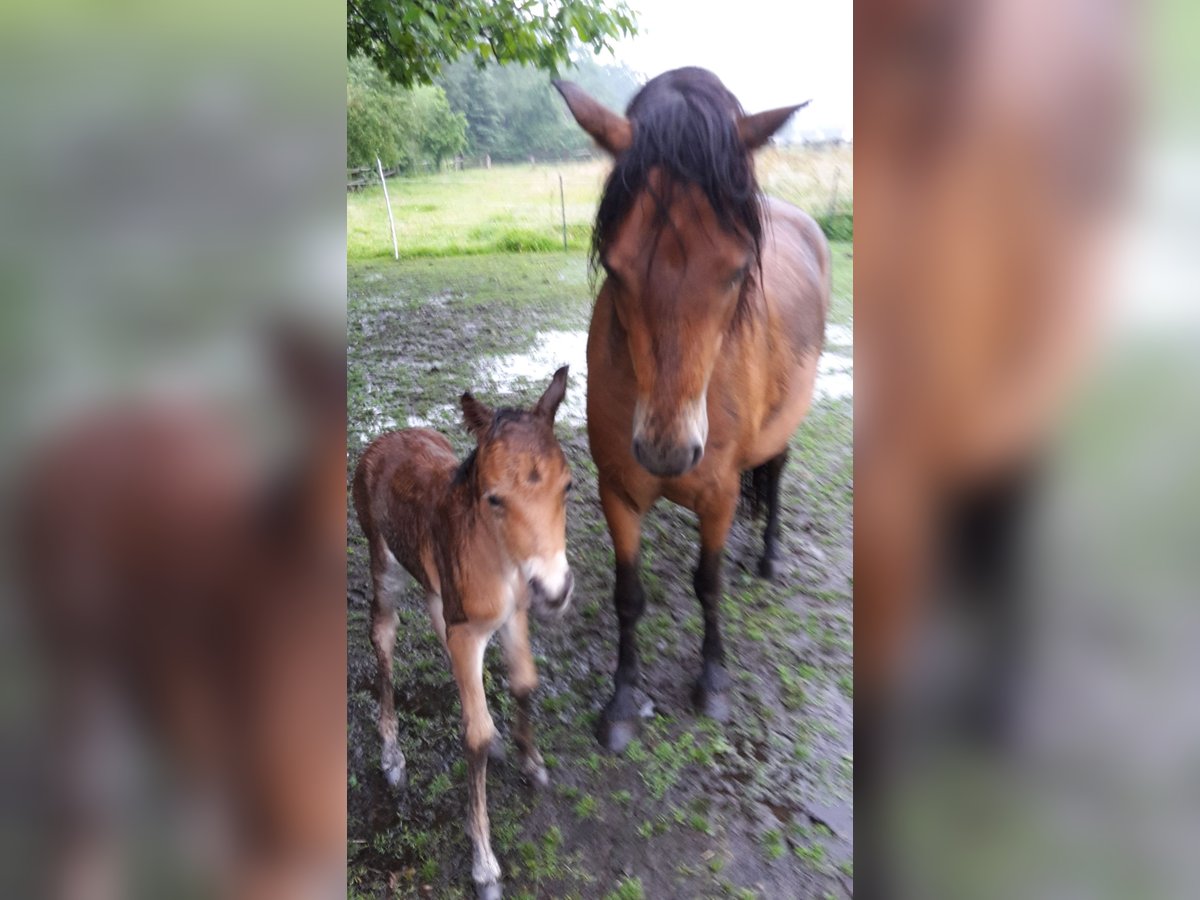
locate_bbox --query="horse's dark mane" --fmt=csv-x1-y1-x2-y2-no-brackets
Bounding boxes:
591,68,764,299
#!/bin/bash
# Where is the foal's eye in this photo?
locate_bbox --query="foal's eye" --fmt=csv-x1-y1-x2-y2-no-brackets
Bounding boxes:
486,494,504,510
564,480,574,496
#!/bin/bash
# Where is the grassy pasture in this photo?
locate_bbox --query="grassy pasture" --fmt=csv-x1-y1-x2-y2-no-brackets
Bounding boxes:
347,145,853,259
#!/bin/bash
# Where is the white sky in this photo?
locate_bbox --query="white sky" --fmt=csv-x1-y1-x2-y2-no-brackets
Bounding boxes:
604,0,853,135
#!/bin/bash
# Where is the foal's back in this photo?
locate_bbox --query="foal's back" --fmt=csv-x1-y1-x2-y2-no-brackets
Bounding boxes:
352,428,458,593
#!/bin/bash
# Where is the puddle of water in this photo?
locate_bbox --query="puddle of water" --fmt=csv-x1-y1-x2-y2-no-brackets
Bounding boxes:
825,323,853,349
480,330,590,426
472,324,853,417
406,403,457,430
383,322,851,439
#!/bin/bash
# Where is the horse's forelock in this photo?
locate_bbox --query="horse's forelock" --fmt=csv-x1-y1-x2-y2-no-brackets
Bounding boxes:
591,70,764,290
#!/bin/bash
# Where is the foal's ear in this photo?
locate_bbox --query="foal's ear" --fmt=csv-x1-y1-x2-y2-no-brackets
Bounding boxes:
553,80,632,156
461,391,494,440
534,366,569,422
737,100,810,149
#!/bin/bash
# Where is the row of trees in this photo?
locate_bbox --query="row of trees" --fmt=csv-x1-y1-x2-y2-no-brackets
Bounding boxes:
347,52,640,173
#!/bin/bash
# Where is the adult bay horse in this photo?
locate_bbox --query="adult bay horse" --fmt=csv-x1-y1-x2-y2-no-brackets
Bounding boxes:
554,68,829,752
352,368,573,900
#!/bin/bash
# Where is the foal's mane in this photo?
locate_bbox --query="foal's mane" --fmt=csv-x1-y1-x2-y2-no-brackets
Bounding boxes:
591,68,765,310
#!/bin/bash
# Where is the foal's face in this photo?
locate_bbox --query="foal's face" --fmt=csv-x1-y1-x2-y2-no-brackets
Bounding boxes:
462,367,574,618
604,177,752,477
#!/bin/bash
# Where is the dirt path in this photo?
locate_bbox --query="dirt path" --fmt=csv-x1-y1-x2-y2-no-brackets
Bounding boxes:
347,252,853,899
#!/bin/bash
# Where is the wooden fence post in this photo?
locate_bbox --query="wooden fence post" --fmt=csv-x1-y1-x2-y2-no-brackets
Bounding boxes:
377,155,399,261
559,173,568,251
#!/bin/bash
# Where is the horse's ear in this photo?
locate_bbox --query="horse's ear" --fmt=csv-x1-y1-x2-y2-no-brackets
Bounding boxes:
553,80,632,156
461,391,493,440
534,366,569,422
738,101,810,149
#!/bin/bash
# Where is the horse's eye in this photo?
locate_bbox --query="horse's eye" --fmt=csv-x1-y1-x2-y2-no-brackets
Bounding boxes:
486,494,504,509
564,480,574,495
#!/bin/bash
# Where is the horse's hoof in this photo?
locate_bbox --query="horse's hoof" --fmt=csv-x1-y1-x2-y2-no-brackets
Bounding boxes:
757,554,779,581
693,682,732,723
597,714,639,754
475,880,502,900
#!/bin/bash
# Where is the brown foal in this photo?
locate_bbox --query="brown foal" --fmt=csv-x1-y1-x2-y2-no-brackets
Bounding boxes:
352,367,574,900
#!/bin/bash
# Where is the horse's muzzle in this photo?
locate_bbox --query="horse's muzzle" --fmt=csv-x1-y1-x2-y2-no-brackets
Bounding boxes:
529,569,574,619
632,435,704,478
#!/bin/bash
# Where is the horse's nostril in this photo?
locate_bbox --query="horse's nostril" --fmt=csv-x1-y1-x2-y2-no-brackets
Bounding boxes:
689,443,704,468
631,436,646,466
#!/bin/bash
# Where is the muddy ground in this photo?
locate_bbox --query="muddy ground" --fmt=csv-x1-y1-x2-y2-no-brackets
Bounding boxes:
346,250,853,899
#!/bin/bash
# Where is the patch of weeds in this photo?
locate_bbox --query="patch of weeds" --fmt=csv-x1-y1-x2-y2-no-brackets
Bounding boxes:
760,828,786,861
610,789,632,806
426,771,452,800
793,839,828,871
777,664,808,711
572,794,598,819
603,876,645,900
637,820,654,839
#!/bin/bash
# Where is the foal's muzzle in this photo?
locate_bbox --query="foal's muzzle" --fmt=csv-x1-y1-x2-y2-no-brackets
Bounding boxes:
529,569,574,619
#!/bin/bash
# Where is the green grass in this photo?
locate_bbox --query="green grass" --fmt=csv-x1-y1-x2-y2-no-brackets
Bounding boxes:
347,146,853,260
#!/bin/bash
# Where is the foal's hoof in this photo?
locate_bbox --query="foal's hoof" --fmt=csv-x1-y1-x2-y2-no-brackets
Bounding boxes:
487,734,506,762
692,683,732,722
381,744,406,790
757,554,780,581
475,880,502,900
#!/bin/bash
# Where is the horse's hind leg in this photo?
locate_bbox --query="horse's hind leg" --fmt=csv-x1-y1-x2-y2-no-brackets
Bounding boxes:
693,485,739,722
757,449,790,580
597,484,646,754
369,541,406,789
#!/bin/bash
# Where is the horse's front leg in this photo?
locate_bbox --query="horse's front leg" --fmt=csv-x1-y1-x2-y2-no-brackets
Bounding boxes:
500,608,548,787
693,485,738,721
596,483,646,753
447,623,501,900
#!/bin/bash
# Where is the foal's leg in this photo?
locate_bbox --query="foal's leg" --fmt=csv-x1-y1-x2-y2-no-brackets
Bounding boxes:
447,624,501,899
369,542,406,789
500,608,548,787
596,484,646,753
757,448,790,580
692,485,739,721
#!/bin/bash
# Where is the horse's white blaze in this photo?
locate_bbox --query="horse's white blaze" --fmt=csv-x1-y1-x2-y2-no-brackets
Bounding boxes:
632,392,709,451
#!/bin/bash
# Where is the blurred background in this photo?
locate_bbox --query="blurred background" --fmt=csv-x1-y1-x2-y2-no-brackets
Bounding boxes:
855,0,1200,897
0,1,347,897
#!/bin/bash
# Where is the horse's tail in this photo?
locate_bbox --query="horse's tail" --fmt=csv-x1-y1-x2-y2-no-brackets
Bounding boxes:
739,463,772,522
